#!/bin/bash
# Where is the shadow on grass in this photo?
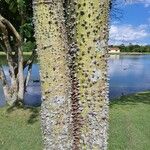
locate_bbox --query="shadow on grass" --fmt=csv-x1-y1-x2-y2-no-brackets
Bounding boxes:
110,91,150,107
6,102,40,124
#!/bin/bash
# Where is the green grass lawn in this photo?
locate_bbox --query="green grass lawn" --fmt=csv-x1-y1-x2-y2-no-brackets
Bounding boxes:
0,106,43,150
0,91,149,150
0,52,36,65
108,91,150,150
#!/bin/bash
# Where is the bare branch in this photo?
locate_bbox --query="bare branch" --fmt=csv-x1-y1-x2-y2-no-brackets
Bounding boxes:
24,61,33,91
0,14,21,44
0,66,8,86
23,49,36,69
0,14,25,104
0,18,16,80
17,46,24,100
24,50,36,90
0,20,13,54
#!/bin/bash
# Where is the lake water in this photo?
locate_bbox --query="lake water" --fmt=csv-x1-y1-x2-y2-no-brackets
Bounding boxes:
0,64,41,106
109,54,150,98
0,54,150,106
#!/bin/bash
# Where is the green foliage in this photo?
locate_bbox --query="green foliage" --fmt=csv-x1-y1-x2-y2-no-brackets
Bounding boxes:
20,22,34,40
0,52,34,65
22,41,36,52
4,0,18,13
17,0,26,11
117,44,150,53
0,0,34,50
0,54,7,65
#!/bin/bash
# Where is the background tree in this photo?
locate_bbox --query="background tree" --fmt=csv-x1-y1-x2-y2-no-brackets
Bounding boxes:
118,44,150,53
0,0,35,52
0,0,36,105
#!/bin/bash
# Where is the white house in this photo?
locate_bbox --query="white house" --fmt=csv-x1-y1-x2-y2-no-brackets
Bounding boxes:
108,47,120,53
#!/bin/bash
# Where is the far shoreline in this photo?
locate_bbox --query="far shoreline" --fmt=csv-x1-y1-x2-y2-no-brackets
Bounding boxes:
108,52,150,55
1,51,150,56
0,51,32,55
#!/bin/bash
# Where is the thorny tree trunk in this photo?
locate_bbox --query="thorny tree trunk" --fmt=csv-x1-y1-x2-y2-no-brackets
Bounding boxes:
0,14,35,106
33,0,72,149
66,0,110,149
33,0,110,149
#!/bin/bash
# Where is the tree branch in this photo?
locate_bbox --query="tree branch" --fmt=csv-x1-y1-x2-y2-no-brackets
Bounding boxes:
0,14,24,101
23,49,36,69
0,66,11,102
24,60,33,91
0,19,13,54
24,49,36,91
0,66,8,86
0,14,21,44
0,17,16,80
0,14,26,103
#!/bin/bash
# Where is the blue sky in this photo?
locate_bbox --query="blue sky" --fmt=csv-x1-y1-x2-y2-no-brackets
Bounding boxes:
109,0,150,45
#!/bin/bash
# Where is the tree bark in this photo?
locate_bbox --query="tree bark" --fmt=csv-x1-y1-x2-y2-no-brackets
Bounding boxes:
33,0,110,149
33,0,72,149
17,46,24,101
0,15,18,105
0,66,11,102
0,16,16,87
66,0,110,149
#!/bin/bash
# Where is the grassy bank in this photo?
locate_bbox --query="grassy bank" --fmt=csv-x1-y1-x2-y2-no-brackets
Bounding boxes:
108,91,150,150
0,52,36,65
0,52,32,55
0,91,150,149
0,106,43,150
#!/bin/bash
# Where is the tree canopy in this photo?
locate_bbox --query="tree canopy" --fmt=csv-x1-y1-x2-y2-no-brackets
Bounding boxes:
0,0,35,52
117,44,150,53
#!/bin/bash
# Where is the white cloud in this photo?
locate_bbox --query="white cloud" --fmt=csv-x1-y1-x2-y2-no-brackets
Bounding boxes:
125,0,150,7
109,24,149,45
148,17,150,23
145,3,150,7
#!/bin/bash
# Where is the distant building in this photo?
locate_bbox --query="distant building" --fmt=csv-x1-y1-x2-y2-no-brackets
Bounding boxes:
108,47,120,53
